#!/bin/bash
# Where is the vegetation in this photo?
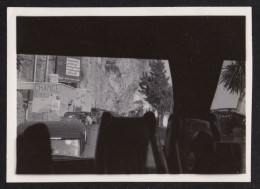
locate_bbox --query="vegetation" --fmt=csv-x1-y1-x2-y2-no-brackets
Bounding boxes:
105,60,121,77
128,103,144,117
139,60,173,126
219,61,245,111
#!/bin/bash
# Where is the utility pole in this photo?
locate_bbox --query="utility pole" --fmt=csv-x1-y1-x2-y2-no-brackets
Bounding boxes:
33,55,37,82
55,56,58,74
44,55,49,82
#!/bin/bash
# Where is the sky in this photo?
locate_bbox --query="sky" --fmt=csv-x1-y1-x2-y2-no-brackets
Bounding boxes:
210,60,245,114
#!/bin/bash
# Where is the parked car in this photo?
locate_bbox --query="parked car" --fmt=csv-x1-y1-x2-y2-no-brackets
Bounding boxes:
64,111,92,125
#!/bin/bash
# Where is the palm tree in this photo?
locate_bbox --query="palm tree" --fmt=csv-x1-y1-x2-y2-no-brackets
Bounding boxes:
219,61,245,111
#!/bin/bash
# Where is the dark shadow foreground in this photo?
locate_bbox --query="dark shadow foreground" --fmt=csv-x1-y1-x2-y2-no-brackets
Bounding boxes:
17,123,52,174
95,112,168,174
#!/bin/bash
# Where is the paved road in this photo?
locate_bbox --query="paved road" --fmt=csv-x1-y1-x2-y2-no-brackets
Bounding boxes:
83,124,100,158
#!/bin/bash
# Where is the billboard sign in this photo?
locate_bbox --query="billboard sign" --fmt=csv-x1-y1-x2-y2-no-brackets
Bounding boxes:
66,58,80,76
57,56,81,83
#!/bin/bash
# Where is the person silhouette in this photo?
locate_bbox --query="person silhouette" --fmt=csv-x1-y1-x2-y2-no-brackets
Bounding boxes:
17,123,52,174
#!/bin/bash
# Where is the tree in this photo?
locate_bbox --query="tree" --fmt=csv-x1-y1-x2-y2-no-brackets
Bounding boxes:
219,61,245,111
128,105,144,117
139,60,173,126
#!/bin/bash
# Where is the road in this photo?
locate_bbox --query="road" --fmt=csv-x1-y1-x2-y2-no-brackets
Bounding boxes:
83,124,100,158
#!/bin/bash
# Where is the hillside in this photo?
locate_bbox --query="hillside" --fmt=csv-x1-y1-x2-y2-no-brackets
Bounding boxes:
80,57,150,114
18,55,151,114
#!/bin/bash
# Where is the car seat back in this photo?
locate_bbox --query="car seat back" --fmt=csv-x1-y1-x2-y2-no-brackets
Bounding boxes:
95,112,168,174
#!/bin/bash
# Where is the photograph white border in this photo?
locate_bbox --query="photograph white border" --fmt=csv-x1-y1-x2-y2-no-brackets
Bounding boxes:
7,7,252,182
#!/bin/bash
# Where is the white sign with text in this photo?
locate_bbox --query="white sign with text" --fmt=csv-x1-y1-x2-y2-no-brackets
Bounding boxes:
66,58,80,76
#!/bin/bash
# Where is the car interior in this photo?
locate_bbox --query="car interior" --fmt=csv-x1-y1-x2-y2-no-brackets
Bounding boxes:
16,16,245,174
95,112,168,174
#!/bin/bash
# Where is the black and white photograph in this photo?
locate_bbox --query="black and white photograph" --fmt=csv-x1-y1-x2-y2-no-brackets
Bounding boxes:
7,7,252,182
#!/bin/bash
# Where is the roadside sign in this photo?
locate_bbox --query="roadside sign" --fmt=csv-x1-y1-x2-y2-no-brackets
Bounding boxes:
32,83,61,112
56,56,81,83
66,58,80,76
49,74,59,83
33,83,61,98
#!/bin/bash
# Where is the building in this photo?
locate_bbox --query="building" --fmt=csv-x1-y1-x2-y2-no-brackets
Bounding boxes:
17,55,91,124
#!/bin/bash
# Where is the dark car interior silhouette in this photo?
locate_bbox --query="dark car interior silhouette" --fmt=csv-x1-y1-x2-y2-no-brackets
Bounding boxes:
16,16,246,174
95,112,168,174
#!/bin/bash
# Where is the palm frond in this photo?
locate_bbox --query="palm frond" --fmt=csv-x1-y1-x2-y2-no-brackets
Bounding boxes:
219,61,245,95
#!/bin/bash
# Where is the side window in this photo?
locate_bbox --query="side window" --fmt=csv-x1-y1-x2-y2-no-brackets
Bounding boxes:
210,60,245,141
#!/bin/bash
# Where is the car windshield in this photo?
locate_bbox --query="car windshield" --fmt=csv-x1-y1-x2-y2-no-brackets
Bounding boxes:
17,55,174,160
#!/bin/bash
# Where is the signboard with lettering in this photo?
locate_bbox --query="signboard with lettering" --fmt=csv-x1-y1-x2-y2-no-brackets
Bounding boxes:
32,83,61,112
57,56,81,83
33,83,61,98
29,83,78,121
49,74,59,83
66,58,80,76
